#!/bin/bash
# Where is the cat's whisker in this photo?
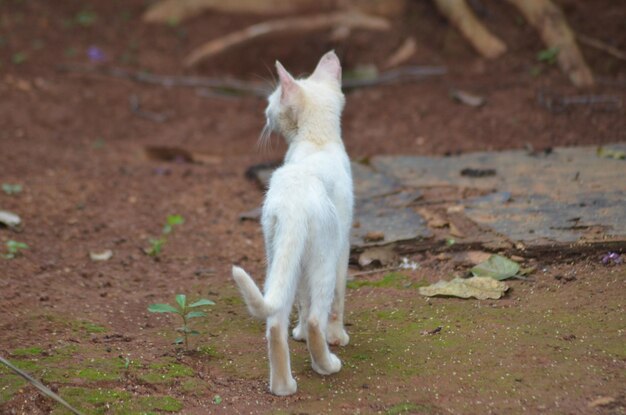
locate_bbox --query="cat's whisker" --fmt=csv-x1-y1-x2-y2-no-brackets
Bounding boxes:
257,123,273,153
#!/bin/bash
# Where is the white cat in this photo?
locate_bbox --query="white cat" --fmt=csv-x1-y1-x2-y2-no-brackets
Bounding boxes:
232,51,353,396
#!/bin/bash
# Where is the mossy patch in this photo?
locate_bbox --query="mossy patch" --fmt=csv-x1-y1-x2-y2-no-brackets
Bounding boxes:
11,346,44,356
348,272,407,289
73,320,107,334
139,358,194,384
386,402,437,414
52,387,182,414
0,374,27,404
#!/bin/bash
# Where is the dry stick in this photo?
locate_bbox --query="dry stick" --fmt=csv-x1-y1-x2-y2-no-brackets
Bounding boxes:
0,356,86,415
577,34,626,61
433,0,507,59
57,63,270,97
505,0,594,87
183,11,391,67
143,0,306,23
350,266,402,278
57,64,447,95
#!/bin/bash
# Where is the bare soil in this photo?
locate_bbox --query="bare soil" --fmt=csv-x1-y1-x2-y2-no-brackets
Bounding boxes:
0,1,624,414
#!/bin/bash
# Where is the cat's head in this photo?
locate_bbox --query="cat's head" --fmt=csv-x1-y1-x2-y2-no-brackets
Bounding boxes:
263,51,345,144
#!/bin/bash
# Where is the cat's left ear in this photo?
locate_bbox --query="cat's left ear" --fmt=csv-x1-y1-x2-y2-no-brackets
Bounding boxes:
310,51,342,85
276,60,299,104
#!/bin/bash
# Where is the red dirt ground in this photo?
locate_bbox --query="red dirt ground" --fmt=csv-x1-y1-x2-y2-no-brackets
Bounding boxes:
1,0,625,414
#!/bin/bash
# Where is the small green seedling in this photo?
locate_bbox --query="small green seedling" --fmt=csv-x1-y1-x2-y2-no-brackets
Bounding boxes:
75,10,97,27
537,47,559,65
148,294,215,350
5,240,28,259
2,183,23,195
145,214,184,257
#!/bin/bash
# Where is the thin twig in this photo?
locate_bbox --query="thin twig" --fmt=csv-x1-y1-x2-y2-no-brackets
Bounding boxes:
57,64,270,97
350,266,402,278
577,34,626,61
129,94,172,123
343,66,447,89
0,356,86,415
57,64,447,96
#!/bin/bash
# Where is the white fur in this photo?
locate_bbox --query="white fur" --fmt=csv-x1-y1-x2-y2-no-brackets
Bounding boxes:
232,51,353,396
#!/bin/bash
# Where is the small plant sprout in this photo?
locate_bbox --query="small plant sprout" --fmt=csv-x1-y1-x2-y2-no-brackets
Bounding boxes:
148,294,215,350
2,183,23,195
145,214,185,257
5,240,29,259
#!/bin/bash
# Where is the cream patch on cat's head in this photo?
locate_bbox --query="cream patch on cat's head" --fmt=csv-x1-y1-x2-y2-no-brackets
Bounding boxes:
263,51,345,144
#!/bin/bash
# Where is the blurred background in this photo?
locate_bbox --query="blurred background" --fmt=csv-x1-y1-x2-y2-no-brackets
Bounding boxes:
1,0,624,161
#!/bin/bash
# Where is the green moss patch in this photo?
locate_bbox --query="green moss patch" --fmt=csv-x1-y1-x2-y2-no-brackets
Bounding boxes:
11,346,44,357
139,359,194,384
52,387,182,415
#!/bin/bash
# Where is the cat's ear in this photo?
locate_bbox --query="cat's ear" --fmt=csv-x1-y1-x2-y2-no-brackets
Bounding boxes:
310,51,341,85
276,60,299,103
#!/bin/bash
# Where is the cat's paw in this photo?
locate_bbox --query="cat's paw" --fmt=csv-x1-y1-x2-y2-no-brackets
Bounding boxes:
292,324,306,342
312,353,342,375
326,325,350,346
270,376,297,396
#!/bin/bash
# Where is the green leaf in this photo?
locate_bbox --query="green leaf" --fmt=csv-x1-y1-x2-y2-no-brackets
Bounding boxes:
167,214,184,226
190,330,200,336
147,303,179,313
163,215,184,234
75,10,97,27
597,147,626,160
213,395,222,405
146,238,163,256
470,255,520,281
2,183,23,195
12,52,27,65
186,311,207,319
537,47,559,64
175,294,186,309
189,299,215,307
174,337,184,344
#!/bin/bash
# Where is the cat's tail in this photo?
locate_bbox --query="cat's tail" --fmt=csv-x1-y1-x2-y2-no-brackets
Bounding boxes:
231,266,276,318
232,213,307,319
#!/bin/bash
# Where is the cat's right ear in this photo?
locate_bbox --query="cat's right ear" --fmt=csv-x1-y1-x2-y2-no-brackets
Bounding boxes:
276,60,299,104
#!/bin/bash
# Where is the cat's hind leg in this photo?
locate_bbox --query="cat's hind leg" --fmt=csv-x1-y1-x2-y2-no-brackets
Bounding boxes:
292,287,309,342
327,241,350,346
267,310,297,396
306,265,342,375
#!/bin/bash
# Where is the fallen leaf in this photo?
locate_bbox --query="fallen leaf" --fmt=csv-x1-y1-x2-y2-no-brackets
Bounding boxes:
449,222,465,238
89,250,113,261
420,326,442,335
471,254,520,280
363,231,385,242
358,246,396,267
418,208,448,228
597,146,625,160
453,250,492,266
451,89,486,107
239,206,262,221
0,210,21,228
588,396,615,408
419,277,509,300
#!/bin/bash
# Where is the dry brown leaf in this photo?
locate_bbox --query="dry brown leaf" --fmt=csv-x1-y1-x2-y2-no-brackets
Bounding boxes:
419,277,509,300
588,396,616,408
358,246,396,267
363,231,385,242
